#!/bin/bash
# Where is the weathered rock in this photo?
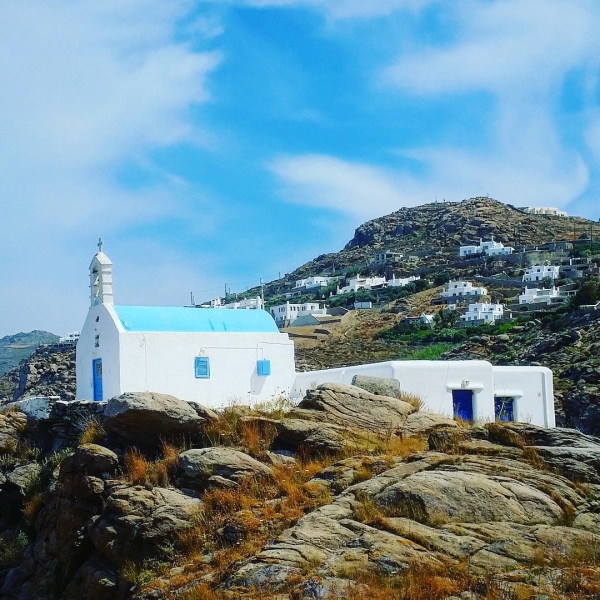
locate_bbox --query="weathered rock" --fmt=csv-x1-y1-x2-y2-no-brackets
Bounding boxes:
269,418,348,456
104,392,213,447
0,410,26,452
178,447,273,491
403,411,459,435
88,485,200,565
297,383,416,432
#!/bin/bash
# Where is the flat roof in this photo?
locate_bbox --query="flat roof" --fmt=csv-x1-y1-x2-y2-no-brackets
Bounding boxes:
113,306,279,333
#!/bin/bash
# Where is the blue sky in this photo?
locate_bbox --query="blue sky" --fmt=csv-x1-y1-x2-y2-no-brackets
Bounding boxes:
1,0,599,337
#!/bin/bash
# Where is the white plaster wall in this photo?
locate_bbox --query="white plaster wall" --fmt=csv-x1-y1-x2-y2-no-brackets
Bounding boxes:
492,366,555,427
117,331,296,408
76,304,123,401
291,360,497,422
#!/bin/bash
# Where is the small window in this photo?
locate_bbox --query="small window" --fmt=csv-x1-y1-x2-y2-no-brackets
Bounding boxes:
195,357,210,379
94,334,100,348
257,359,271,376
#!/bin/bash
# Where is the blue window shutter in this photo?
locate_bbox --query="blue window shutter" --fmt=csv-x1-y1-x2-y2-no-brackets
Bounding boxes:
195,357,210,379
257,359,271,376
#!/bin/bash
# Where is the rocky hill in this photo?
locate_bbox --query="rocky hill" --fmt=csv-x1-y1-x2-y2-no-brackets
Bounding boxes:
275,197,596,283
1,388,600,599
0,331,59,377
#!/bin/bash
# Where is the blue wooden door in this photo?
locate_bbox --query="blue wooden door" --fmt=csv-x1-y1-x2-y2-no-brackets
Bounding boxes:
494,397,514,422
92,358,103,401
452,389,473,421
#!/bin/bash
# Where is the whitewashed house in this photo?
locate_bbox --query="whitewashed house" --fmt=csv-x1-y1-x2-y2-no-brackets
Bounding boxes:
440,280,488,303
76,244,296,407
523,265,560,283
519,287,564,305
371,251,403,266
337,276,386,295
285,276,336,298
269,301,327,327
462,302,504,324
291,360,555,427
459,238,514,257
387,274,420,287
520,206,567,217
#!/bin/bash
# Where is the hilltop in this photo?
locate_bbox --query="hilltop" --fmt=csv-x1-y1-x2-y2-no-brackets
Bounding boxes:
272,197,595,285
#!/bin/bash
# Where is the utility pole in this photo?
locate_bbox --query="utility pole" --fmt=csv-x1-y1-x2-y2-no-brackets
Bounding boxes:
260,278,265,307
190,292,194,306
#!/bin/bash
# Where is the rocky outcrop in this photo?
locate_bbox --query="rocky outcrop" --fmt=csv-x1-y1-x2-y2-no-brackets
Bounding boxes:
295,383,416,431
177,447,273,491
103,392,215,448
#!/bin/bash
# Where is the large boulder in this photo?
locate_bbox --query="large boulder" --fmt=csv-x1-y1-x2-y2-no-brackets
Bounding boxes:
296,383,416,432
178,447,273,491
103,392,215,447
88,485,200,565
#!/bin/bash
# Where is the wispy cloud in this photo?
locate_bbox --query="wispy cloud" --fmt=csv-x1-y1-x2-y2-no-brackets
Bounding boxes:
0,1,221,334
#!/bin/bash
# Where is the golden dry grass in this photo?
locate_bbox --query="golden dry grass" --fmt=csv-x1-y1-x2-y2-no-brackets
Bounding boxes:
79,418,106,445
122,441,181,487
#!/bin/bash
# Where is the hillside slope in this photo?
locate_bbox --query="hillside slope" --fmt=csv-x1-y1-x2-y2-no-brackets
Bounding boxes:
0,331,59,377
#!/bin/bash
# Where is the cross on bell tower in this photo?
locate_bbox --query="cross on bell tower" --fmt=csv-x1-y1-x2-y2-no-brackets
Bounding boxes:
89,238,114,306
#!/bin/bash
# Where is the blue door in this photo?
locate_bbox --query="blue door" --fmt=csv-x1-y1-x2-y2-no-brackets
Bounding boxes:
92,358,103,401
494,397,514,422
452,389,474,421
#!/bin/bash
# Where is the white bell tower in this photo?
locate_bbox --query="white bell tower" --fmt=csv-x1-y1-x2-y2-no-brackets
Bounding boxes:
89,238,114,306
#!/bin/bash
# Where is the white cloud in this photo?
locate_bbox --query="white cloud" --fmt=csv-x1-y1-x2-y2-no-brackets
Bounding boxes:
270,144,589,223
269,154,407,220
383,0,600,94
0,1,221,336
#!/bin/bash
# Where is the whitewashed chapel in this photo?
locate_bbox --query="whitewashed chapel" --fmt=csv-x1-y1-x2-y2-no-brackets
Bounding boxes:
76,244,555,427
76,242,296,406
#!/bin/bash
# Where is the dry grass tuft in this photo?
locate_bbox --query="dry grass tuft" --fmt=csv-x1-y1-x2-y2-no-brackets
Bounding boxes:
397,391,425,412
123,441,181,487
79,418,106,445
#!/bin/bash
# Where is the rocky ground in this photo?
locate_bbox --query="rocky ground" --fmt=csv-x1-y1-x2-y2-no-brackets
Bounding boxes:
2,385,600,599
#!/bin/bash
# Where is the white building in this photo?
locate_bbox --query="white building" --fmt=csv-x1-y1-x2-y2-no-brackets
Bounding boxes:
291,276,335,292
387,274,420,287
520,206,567,217
459,238,514,257
519,287,563,305
291,360,555,427
371,251,403,266
337,276,386,295
440,280,488,303
76,244,296,408
523,265,560,283
269,301,327,327
462,302,504,324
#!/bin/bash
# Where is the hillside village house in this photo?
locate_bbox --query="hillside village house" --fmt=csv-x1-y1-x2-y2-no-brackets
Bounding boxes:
371,250,403,266
285,276,336,298
440,280,488,303
519,287,564,305
337,275,386,295
519,206,568,217
523,265,560,283
387,274,420,287
459,238,514,257
462,302,505,325
75,243,554,426
269,301,327,327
